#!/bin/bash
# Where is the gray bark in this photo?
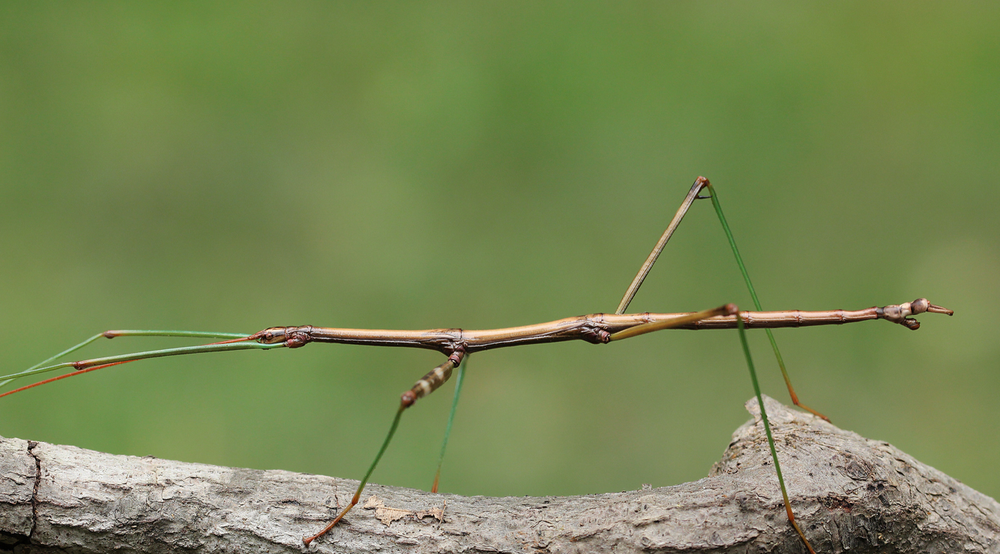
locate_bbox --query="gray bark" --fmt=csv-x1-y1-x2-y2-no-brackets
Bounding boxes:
1,396,997,553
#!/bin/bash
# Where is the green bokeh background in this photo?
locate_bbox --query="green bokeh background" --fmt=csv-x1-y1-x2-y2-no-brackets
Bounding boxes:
2,3,997,504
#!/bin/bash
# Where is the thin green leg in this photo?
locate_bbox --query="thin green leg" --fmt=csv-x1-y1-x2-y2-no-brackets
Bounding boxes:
614,179,819,552
432,355,468,492
705,185,828,421
709,182,817,552
303,402,407,546
0,330,270,397
0,333,104,390
736,316,816,554
302,354,464,546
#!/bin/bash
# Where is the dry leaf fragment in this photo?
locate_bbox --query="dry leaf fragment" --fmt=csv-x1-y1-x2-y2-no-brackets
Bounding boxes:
362,496,445,526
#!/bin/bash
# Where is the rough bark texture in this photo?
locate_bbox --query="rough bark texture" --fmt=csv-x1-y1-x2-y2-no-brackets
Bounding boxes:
1,396,997,554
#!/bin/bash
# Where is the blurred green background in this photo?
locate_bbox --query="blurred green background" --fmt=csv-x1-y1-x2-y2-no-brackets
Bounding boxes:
1,3,997,504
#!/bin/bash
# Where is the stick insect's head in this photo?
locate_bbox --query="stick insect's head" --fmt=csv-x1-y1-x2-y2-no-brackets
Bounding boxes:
249,326,313,348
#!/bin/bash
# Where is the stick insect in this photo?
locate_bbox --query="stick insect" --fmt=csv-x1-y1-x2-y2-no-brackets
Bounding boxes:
1,177,952,552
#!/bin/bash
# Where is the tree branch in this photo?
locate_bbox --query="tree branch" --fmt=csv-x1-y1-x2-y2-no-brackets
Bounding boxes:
1,396,997,553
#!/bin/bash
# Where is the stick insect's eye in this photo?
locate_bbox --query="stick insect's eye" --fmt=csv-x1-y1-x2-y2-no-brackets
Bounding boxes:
259,327,287,344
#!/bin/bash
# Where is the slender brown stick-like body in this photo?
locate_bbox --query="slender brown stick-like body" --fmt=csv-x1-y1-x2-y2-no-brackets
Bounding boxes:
8,299,948,409
252,298,952,358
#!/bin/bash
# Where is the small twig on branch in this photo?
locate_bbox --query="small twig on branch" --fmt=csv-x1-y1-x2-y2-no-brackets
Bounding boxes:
1,396,997,553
